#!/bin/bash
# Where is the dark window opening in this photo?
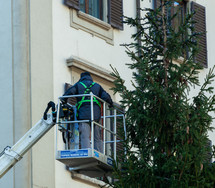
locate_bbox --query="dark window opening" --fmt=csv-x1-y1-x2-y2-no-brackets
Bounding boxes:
154,0,208,67
167,1,186,32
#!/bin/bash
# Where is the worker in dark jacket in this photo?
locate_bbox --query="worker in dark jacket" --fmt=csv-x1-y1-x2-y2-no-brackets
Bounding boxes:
63,72,113,152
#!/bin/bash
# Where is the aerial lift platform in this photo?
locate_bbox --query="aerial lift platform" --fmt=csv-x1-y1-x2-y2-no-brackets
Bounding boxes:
0,93,126,178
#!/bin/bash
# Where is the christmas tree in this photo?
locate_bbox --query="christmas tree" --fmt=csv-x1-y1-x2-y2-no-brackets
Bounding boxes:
110,0,215,187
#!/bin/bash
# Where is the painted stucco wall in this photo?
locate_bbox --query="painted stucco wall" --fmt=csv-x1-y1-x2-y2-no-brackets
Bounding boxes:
0,1,16,187
30,0,55,187
1,0,215,187
0,0,31,187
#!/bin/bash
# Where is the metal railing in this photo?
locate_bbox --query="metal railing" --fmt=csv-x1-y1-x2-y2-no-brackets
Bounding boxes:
55,93,126,160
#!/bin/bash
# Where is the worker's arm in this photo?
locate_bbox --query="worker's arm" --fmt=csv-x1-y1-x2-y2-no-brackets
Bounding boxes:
62,84,78,103
99,86,113,107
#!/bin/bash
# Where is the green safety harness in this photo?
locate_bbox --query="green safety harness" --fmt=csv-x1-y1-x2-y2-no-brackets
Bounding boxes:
76,82,101,111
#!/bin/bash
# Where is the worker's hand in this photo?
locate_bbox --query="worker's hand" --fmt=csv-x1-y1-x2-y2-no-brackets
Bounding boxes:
108,102,114,108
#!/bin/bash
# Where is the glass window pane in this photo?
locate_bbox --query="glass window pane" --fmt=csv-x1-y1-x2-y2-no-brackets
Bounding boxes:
79,0,107,22
80,0,85,13
173,1,184,32
103,0,108,22
89,0,100,19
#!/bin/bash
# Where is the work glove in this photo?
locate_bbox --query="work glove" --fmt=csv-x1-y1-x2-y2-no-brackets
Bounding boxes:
108,102,114,108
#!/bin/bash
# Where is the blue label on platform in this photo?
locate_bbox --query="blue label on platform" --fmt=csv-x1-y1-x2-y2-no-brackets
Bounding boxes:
107,158,113,166
60,150,88,158
94,151,99,158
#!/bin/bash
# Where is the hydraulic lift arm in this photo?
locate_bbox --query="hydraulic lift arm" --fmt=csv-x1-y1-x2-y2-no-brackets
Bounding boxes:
0,101,56,178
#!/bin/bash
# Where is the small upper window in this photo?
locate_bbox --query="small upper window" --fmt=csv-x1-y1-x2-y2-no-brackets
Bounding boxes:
79,0,108,22
64,0,124,30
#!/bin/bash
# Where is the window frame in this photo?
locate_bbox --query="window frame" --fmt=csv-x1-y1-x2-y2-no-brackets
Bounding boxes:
172,1,186,30
64,0,124,30
154,0,208,67
80,0,105,21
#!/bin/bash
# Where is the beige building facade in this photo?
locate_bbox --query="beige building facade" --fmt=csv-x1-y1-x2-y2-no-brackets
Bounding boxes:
0,0,215,187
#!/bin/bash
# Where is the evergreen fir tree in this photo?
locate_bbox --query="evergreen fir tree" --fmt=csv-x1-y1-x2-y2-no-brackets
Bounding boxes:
109,0,215,187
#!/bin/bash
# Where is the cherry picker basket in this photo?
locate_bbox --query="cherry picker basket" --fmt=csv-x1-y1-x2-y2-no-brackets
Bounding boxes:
55,93,126,178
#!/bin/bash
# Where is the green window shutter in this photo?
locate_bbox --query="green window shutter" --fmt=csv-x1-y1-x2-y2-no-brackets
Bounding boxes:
109,0,123,30
191,2,208,67
64,0,80,10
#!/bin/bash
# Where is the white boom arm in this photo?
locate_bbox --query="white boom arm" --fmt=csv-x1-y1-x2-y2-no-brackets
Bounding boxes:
0,113,55,178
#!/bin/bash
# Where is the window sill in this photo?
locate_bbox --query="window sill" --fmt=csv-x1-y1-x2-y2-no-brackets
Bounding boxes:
67,56,115,83
77,11,111,30
70,9,114,45
71,172,108,187
173,56,184,64
173,56,207,68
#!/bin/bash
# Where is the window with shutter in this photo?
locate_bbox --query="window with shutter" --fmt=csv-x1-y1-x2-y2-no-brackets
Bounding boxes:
191,2,208,67
154,0,208,67
171,2,186,32
154,0,186,31
64,0,123,30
